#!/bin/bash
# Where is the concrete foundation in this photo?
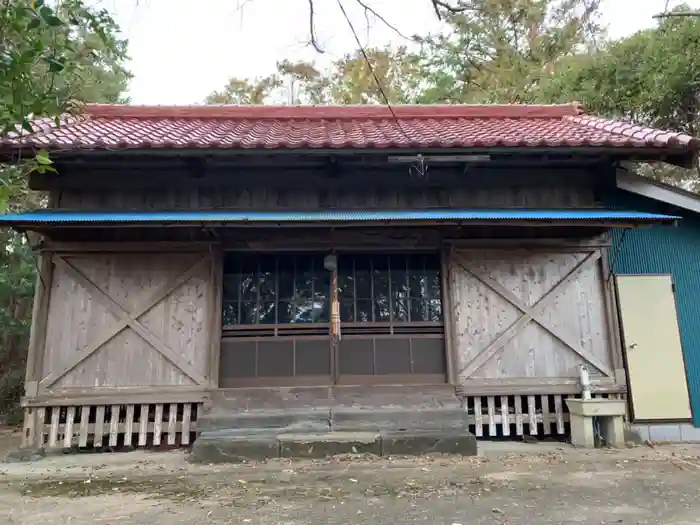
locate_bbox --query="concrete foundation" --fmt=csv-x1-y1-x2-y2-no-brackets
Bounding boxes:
566,398,626,448
279,432,381,458
190,406,477,463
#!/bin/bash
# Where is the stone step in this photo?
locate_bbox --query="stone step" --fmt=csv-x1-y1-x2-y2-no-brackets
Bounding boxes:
197,408,331,433
331,407,470,432
199,407,469,434
188,429,477,464
279,431,381,458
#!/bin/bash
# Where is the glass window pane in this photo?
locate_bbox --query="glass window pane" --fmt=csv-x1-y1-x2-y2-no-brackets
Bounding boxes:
355,299,372,322
354,255,372,298
372,256,389,297
425,269,441,299
410,299,429,322
240,274,257,302
222,274,240,302
294,256,314,300
391,297,409,322
338,257,354,299
258,256,276,301
340,298,355,322
258,302,276,324
278,267,294,300
240,301,258,325
408,254,427,298
277,301,294,324
373,298,390,321
222,301,239,325
239,255,258,300
316,300,330,323
290,297,317,323
389,255,408,299
314,269,329,302
409,271,426,298
428,298,443,322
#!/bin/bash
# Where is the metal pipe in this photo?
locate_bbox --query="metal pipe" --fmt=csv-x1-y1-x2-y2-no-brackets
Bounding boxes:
580,364,592,400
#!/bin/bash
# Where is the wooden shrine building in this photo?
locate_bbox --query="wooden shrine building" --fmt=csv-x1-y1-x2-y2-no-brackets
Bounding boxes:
0,103,697,450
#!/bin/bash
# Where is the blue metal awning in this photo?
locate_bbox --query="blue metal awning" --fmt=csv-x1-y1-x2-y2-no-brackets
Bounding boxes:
0,208,680,228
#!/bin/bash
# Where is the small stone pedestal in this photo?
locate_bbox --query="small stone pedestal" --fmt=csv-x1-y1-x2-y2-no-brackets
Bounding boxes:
566,398,626,448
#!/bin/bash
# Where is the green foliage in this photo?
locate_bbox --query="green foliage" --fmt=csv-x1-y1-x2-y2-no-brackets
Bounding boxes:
0,0,130,423
0,0,130,133
411,0,603,103
538,3,700,186
0,0,130,209
541,6,700,133
206,47,420,105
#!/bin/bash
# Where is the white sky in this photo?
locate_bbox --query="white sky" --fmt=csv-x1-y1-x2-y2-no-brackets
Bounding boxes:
100,0,700,104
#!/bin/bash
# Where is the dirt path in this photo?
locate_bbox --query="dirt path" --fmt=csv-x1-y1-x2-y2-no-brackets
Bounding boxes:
2,441,700,524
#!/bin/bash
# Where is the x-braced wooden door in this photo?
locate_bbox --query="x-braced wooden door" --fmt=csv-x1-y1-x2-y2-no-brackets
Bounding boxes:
37,252,214,393
450,248,616,387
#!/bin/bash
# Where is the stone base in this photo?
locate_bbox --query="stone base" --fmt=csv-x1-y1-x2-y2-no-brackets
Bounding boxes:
188,437,279,463
197,408,331,434
381,430,477,456
188,429,478,463
279,432,380,458
331,407,470,432
2,447,46,464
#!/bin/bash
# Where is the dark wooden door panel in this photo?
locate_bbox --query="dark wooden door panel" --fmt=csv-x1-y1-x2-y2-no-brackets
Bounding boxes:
337,335,446,384
219,337,332,387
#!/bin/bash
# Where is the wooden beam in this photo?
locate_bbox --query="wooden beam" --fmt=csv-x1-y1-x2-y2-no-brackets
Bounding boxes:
22,387,208,407
458,377,622,396
25,253,54,397
446,237,611,250
42,241,218,253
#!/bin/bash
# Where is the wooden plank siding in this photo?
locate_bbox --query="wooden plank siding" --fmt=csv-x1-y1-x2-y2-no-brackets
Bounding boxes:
53,184,596,211
33,250,217,397
447,246,622,395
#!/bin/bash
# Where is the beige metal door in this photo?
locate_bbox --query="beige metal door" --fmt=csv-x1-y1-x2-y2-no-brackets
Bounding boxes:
616,275,692,421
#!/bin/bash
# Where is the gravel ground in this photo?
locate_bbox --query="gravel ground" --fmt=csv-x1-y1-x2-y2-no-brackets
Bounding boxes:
1,435,700,525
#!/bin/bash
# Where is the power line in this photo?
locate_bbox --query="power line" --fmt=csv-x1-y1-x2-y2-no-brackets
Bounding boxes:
335,0,427,180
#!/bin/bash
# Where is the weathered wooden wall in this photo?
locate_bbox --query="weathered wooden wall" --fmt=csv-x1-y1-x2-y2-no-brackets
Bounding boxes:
53,185,595,210
25,248,220,401
447,245,623,395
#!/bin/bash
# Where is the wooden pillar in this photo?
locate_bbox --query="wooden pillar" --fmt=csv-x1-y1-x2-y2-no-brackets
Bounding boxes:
25,252,53,398
23,252,53,447
207,245,223,389
600,248,626,386
441,245,459,386
330,265,340,383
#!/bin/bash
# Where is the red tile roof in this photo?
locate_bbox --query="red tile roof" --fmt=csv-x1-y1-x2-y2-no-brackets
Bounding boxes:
3,103,699,152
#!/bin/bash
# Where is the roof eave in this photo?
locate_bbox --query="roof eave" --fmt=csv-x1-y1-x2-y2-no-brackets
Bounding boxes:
616,169,700,214
0,144,696,164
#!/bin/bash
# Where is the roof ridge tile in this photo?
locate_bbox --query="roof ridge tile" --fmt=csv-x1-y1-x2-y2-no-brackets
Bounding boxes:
83,103,583,120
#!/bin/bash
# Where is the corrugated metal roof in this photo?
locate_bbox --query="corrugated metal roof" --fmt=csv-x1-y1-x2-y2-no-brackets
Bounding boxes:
0,208,680,226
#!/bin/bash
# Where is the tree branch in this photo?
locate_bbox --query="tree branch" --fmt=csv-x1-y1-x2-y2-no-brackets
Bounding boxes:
653,11,700,19
355,0,409,40
307,0,323,53
304,0,472,52
430,0,470,20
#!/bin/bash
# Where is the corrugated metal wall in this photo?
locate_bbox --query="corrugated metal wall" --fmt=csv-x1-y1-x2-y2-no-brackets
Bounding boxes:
606,190,700,426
